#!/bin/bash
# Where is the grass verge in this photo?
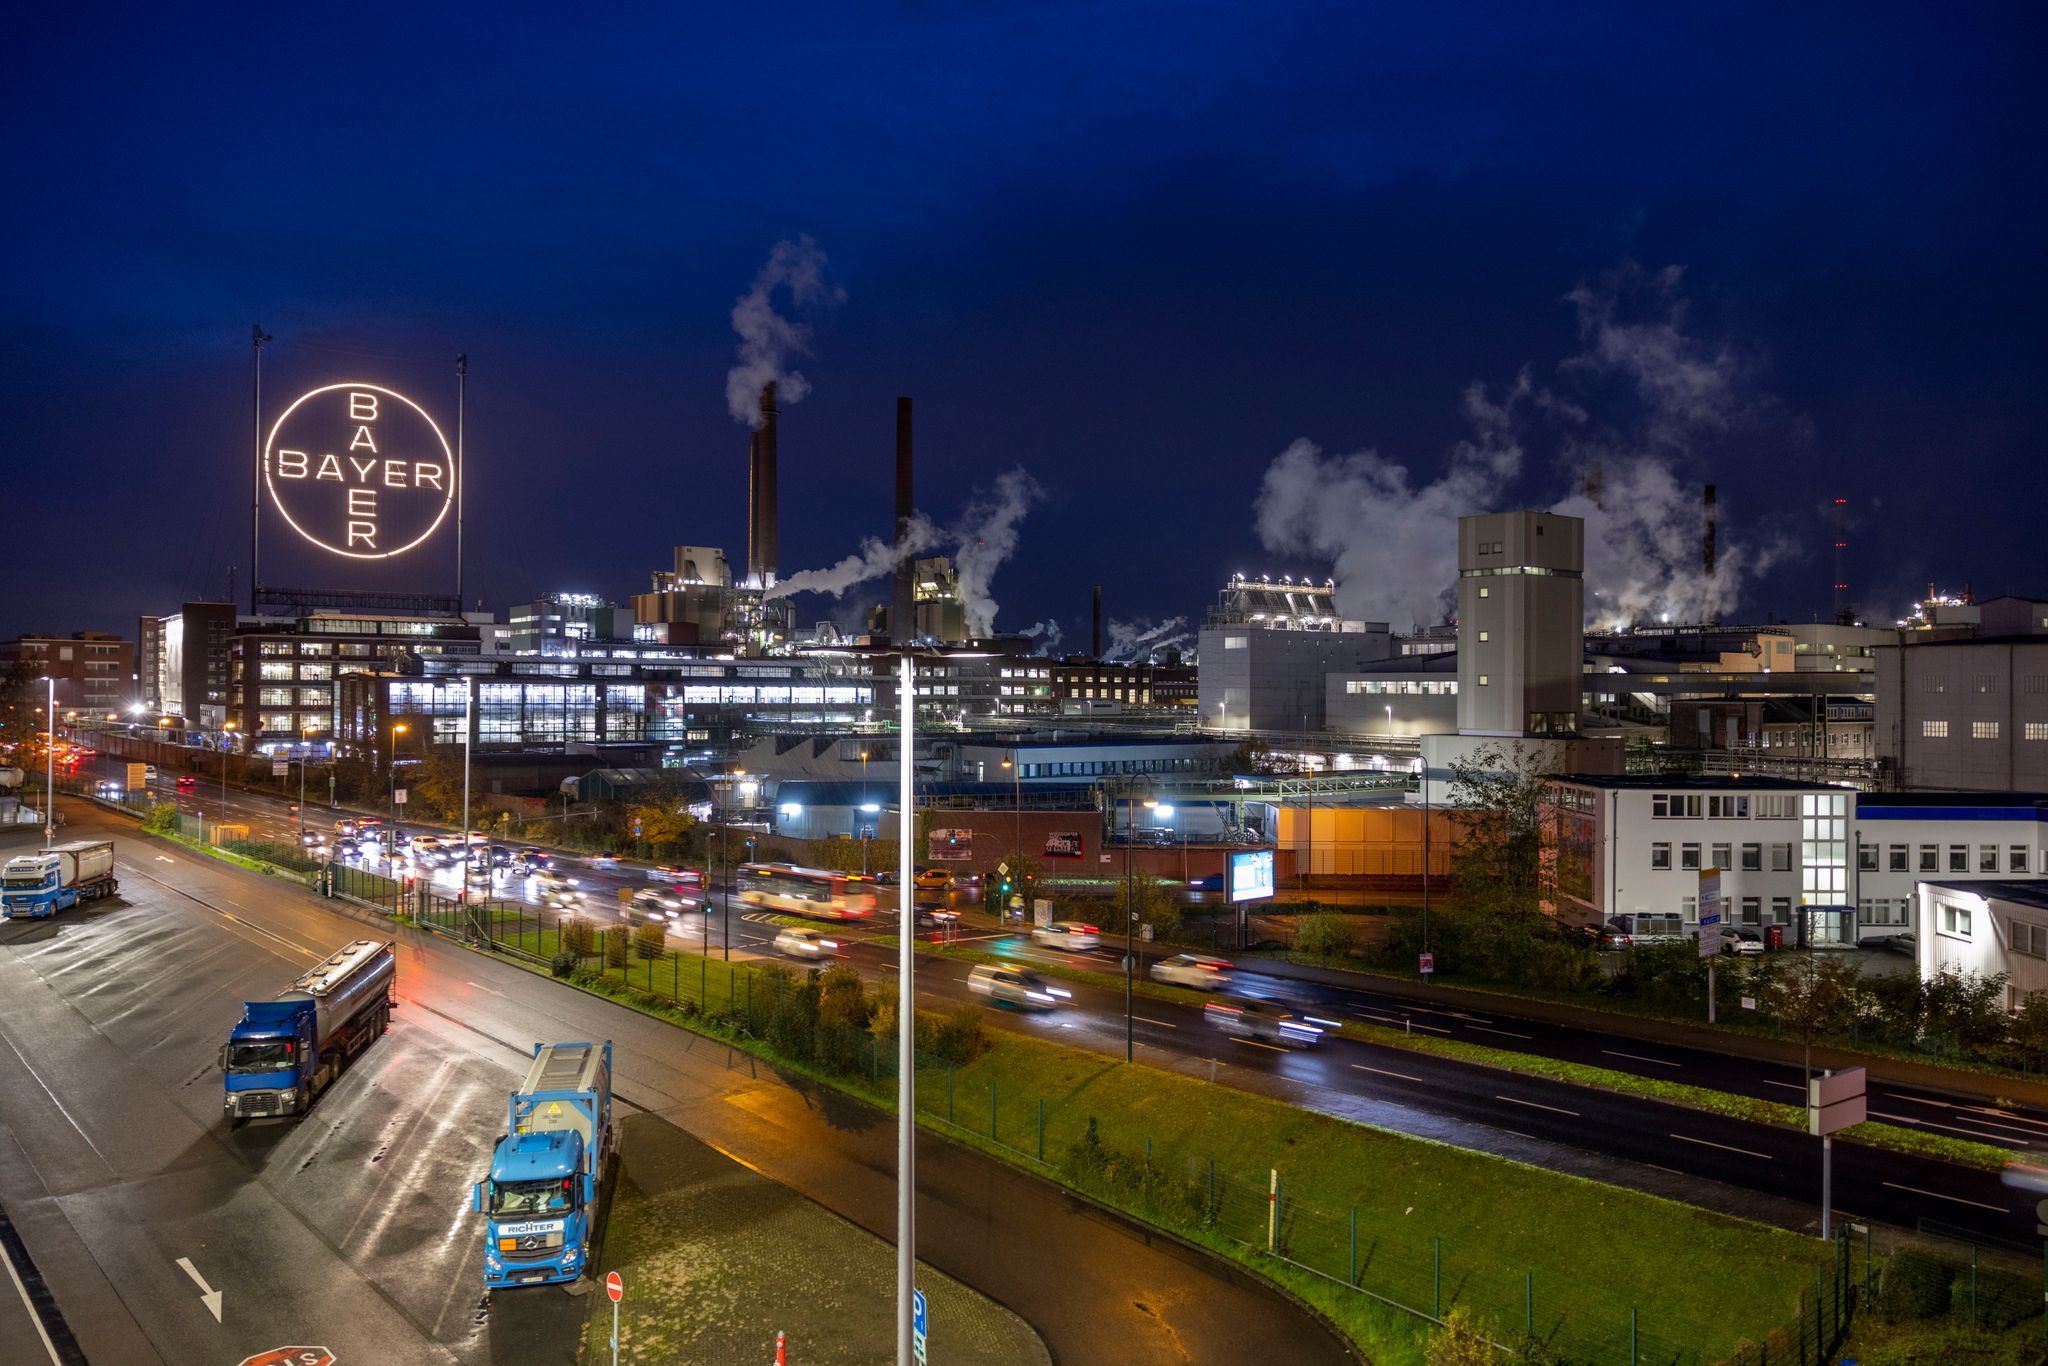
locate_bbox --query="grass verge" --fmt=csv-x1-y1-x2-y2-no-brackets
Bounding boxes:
883,933,2017,1171
140,827,313,884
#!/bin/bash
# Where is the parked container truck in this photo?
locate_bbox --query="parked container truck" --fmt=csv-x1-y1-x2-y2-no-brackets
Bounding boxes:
221,939,395,1120
474,1040,613,1289
1,839,117,919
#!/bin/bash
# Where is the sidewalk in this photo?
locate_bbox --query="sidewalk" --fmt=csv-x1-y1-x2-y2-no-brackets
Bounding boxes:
1242,952,2048,1107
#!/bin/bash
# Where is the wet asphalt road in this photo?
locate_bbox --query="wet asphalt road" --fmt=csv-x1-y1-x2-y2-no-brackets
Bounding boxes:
0,800,1359,1366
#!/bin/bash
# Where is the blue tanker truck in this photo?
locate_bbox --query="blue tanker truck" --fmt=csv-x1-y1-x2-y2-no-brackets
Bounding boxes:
474,1040,614,1289
220,939,395,1120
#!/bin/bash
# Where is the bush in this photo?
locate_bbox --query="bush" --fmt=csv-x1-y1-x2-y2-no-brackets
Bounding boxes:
920,1003,992,1066
561,918,595,958
1951,1265,2040,1331
1426,1308,1497,1366
143,801,178,833
1295,911,1358,960
1876,1249,1958,1322
632,921,667,961
550,951,576,978
603,927,628,970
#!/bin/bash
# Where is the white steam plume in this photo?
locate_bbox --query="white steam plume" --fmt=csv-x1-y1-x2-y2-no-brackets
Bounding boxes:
725,236,845,427
1019,620,1065,653
1103,616,1190,663
1255,262,1783,628
766,515,939,600
1254,375,1528,631
953,468,1042,636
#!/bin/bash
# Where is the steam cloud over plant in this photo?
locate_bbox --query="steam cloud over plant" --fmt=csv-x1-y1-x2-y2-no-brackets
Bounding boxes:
725,236,845,427
1254,263,1786,629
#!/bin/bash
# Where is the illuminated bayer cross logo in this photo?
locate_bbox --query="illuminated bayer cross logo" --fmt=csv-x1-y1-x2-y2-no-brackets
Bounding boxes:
264,383,456,559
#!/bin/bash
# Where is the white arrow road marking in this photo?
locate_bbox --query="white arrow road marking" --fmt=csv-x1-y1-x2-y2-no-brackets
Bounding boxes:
174,1257,222,1322
155,855,173,863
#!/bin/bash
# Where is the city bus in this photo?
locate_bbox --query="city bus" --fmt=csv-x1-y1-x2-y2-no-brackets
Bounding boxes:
734,863,877,920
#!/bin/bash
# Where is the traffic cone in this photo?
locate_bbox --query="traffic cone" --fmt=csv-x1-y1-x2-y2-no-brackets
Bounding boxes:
775,1330,787,1364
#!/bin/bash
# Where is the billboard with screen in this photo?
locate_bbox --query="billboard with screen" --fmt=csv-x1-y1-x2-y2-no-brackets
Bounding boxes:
1229,849,1275,903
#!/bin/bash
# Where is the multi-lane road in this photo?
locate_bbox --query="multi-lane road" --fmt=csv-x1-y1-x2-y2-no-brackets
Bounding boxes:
0,799,1359,1366
69,755,2048,1240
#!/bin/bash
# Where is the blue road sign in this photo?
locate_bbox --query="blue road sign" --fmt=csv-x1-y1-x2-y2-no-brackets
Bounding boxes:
913,1287,928,1363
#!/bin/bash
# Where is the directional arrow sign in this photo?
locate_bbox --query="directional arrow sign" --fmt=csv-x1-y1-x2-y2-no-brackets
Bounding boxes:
238,1350,336,1366
176,1256,223,1322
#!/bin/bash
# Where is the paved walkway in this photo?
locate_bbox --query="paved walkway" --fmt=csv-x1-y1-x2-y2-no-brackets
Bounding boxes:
1244,952,2048,1106
599,1111,1048,1365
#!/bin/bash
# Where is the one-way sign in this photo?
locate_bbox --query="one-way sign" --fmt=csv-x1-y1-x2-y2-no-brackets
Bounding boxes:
912,1287,928,1364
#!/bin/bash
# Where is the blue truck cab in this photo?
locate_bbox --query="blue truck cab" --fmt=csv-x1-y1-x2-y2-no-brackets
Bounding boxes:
474,1040,613,1289
222,939,395,1120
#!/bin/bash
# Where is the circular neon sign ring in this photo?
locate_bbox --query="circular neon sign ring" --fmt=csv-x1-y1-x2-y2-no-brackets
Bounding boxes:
262,381,457,560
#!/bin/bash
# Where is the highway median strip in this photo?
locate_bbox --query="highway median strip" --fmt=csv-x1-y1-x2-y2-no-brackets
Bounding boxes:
886,931,2019,1172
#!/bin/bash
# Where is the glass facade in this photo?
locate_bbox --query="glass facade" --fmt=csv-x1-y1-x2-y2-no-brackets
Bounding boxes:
1800,792,1848,903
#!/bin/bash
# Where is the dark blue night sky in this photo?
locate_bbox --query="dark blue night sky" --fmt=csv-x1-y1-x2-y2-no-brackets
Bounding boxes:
4,2,2041,647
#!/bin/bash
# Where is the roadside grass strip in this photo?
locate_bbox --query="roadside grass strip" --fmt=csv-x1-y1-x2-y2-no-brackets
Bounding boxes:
890,935,2018,1172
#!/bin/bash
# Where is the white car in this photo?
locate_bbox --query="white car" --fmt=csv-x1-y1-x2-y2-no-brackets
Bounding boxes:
967,964,1071,1010
1149,953,1236,991
627,888,694,922
773,928,841,959
535,869,580,899
1031,920,1101,951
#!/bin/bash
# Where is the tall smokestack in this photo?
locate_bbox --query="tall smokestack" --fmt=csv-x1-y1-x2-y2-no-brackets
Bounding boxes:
754,382,779,586
1092,585,1102,658
1832,496,1849,623
893,397,914,642
746,430,761,585
1702,484,1718,624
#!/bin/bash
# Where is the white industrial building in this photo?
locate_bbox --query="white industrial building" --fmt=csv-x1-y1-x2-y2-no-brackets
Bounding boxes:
1916,881,2048,1011
1543,775,1845,940
1198,574,1391,733
1851,793,2048,937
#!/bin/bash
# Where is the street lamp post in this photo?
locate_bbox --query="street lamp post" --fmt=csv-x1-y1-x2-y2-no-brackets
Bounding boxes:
1123,789,1158,1063
860,749,870,875
1001,751,1021,922
389,722,409,829
217,721,238,839
41,676,55,846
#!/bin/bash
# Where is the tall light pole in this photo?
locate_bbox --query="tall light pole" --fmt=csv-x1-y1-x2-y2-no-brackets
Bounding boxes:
1002,750,1020,922
389,722,409,830
218,720,237,838
895,653,917,1366
41,676,54,846
860,749,871,876
298,724,313,841
1124,789,1158,1062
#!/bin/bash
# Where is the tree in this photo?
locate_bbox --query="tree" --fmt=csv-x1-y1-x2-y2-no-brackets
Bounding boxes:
1445,739,1558,920
630,800,695,849
1920,965,2010,1058
1766,954,1862,1086
2003,994,2048,1072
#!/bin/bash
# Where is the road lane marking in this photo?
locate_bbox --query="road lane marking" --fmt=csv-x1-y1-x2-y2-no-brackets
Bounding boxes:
1134,1016,1179,1028
155,855,173,863
1500,1130,1538,1141
1470,1026,1534,1039
1868,1110,2023,1145
1351,1063,1424,1083
1355,1014,1451,1034
1496,1095,1579,1117
1670,1133,1772,1160
1760,1079,1804,1091
1881,1182,2009,1214
1601,1049,1682,1068
1231,1038,1288,1052
174,1256,223,1321
0,1217,64,1366
466,981,508,998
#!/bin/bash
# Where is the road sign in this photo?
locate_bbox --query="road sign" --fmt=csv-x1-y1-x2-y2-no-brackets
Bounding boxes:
1698,868,1723,958
1419,951,1435,975
1809,1067,1868,1136
912,1287,928,1364
273,758,290,777
393,788,408,805
997,861,1009,876
238,1351,336,1366
606,1270,623,1303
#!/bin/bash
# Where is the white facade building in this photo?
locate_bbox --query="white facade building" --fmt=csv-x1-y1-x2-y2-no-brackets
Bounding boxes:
1544,776,1848,940
1852,793,2048,939
1916,881,2048,1010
